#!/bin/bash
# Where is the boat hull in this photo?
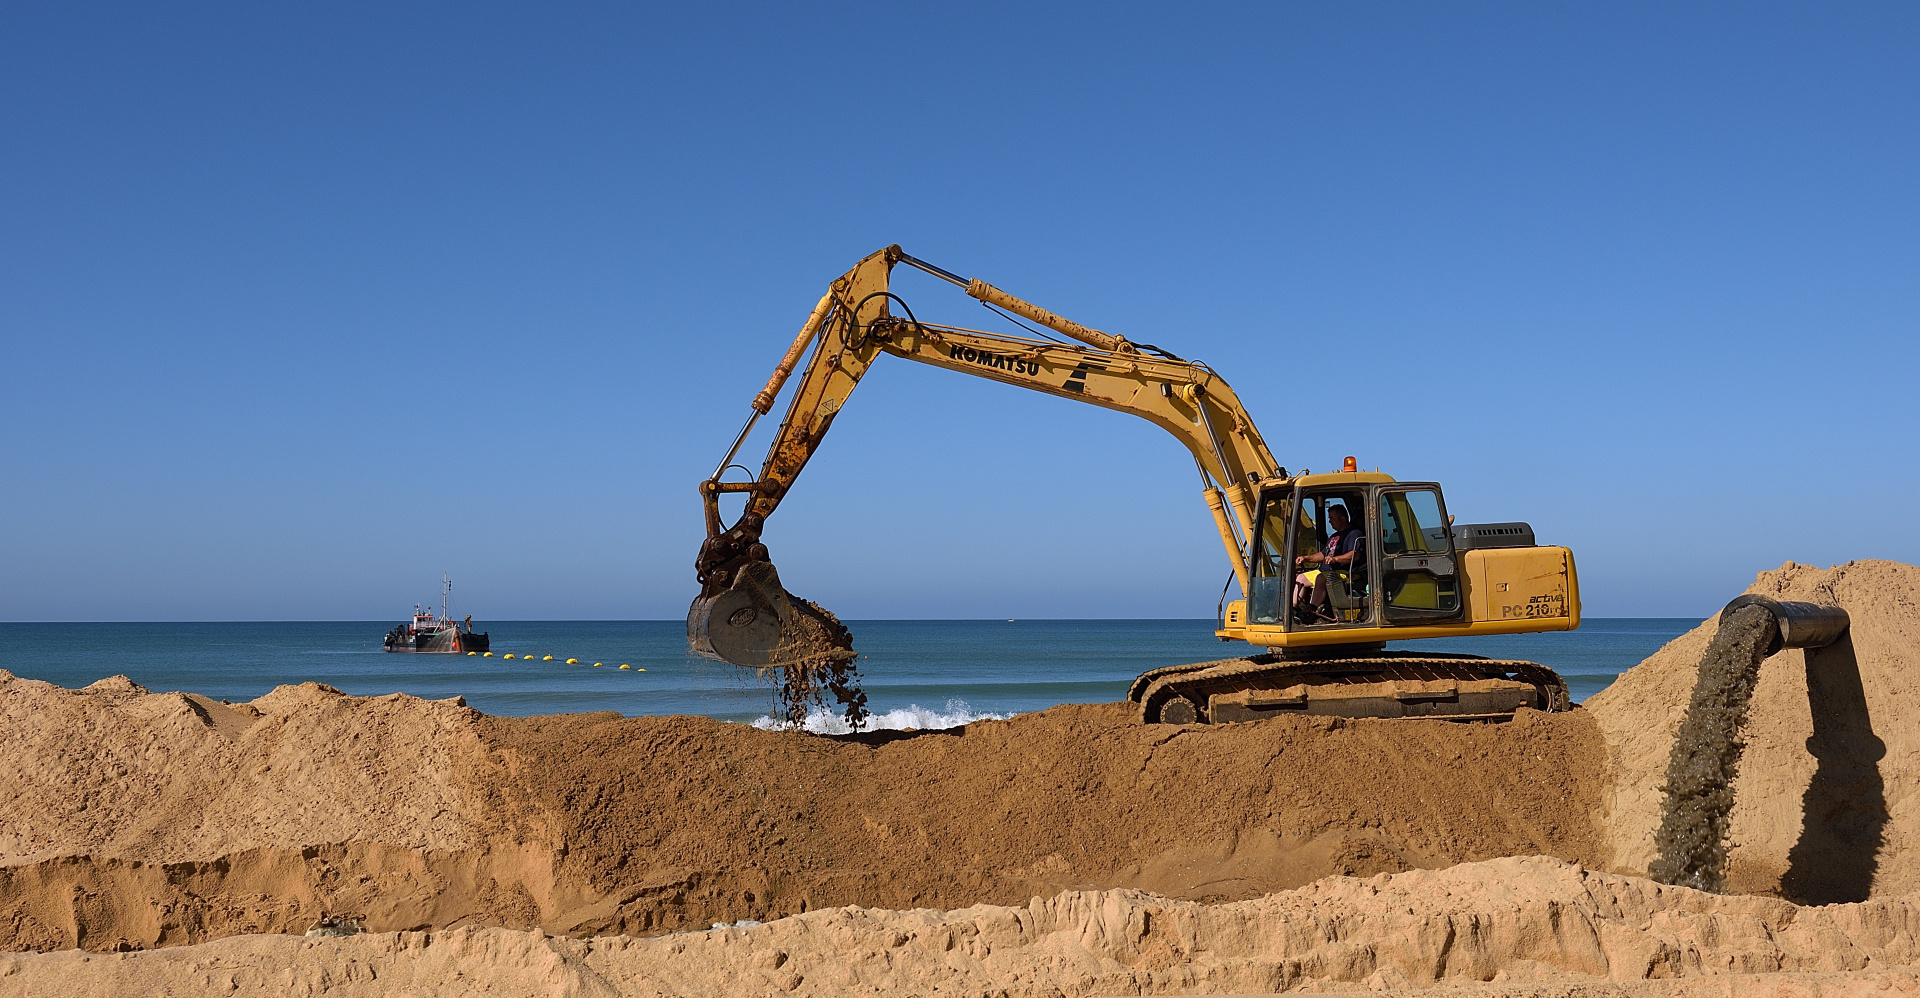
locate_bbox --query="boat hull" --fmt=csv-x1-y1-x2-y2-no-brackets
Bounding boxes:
384,627,489,653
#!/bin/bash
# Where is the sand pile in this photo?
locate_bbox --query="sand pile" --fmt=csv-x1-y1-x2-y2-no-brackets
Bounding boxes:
6,857,1920,997
0,669,1601,952
1585,559,1920,902
0,677,490,864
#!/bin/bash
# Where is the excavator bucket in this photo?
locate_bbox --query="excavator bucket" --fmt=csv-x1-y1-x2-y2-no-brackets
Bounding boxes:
687,560,856,669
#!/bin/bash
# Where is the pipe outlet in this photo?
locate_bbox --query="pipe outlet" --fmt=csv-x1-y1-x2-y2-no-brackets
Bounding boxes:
1719,595,1851,656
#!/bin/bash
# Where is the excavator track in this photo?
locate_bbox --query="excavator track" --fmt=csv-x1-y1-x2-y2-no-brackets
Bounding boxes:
1129,651,1570,724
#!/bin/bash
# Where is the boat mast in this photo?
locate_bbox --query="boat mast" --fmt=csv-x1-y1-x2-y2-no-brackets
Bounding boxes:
442,573,452,622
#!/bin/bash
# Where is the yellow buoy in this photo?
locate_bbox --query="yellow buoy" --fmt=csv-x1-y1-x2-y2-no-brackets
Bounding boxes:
637,668,647,672
483,652,494,657
466,651,476,656
593,663,602,667
619,664,631,670
565,658,578,664
542,655,553,661
503,654,515,660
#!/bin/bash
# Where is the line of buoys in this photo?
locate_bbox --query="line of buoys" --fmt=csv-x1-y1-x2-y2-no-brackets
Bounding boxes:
479,654,646,673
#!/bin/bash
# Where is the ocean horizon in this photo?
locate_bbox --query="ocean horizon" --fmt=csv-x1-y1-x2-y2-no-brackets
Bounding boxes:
0,618,1699,728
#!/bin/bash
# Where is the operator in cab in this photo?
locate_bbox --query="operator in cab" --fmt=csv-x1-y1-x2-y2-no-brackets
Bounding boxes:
1292,502,1364,622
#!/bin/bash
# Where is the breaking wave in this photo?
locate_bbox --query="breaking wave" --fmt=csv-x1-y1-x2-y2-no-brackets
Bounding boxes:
750,699,1010,734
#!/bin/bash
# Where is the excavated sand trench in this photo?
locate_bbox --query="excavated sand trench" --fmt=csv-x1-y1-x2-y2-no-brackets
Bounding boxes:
0,559,1915,996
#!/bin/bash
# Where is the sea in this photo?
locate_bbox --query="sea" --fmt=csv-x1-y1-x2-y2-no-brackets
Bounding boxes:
0,619,1696,732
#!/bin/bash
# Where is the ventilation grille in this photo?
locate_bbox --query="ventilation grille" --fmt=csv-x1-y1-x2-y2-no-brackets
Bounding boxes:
1448,522,1537,551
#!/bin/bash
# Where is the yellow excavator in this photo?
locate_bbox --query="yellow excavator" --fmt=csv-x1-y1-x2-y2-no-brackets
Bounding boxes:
690,246,1579,724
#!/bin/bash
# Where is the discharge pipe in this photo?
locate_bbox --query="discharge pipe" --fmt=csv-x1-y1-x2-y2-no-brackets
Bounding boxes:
1719,595,1851,654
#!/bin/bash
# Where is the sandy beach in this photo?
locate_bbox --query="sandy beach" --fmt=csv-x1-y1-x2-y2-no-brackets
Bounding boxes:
2,560,1914,995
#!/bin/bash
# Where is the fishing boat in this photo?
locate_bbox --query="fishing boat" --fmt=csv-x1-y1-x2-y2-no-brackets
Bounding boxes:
384,575,489,653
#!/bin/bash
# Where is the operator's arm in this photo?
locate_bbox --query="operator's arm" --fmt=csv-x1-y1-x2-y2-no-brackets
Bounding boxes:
1296,530,1358,568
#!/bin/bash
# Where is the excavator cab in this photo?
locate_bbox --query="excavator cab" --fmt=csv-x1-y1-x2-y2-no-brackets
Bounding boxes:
1267,482,1466,628
1134,471,1575,725
1247,477,1471,632
1232,470,1576,651
1249,475,1407,630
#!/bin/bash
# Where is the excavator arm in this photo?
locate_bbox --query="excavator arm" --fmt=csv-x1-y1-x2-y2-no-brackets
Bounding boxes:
691,246,1279,672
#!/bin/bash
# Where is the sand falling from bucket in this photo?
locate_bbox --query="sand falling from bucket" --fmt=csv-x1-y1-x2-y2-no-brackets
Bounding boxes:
1649,604,1780,892
764,593,868,731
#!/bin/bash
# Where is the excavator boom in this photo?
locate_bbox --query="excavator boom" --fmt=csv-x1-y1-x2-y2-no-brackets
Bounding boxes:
691,246,1275,679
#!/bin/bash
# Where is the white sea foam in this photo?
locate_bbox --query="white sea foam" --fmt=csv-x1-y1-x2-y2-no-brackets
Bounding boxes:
750,699,1010,735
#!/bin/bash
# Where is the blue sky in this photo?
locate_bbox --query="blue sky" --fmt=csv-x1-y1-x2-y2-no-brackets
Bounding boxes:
3,3,1914,621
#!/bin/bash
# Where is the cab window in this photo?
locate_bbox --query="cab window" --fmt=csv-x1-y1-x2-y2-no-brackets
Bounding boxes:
1298,493,1370,625
1378,488,1461,620
1246,496,1291,624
